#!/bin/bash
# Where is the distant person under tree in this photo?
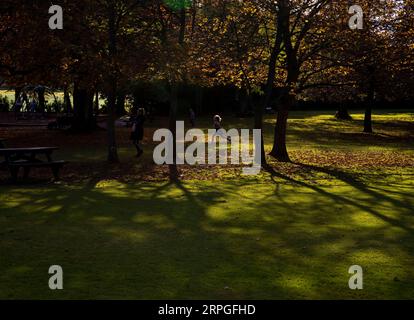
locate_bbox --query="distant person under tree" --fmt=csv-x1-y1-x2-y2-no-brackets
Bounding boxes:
212,114,231,142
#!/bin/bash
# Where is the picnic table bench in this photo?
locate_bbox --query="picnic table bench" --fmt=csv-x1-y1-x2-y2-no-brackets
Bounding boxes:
0,147,66,180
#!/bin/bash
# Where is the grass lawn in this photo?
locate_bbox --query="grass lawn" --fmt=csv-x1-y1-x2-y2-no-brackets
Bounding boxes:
0,89,15,101
0,89,105,110
0,110,413,299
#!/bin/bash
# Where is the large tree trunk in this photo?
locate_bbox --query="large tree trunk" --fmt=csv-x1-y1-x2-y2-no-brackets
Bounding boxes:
254,99,267,166
335,104,352,120
115,92,126,116
37,87,46,114
93,91,99,115
364,82,374,133
106,1,119,163
269,2,296,163
364,107,373,133
94,91,99,114
169,83,179,180
72,83,95,131
270,104,290,162
14,87,23,104
106,79,119,163
259,23,282,167
167,7,186,180
64,87,72,113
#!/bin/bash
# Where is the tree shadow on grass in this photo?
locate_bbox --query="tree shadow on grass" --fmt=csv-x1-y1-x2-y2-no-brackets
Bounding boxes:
285,119,414,150
0,181,302,299
0,175,413,299
265,164,414,234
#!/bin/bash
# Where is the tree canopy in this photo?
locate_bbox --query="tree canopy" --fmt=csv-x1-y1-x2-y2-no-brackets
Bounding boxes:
0,0,412,164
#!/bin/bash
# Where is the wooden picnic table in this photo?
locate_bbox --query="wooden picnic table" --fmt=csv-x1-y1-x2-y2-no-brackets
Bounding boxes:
0,147,66,180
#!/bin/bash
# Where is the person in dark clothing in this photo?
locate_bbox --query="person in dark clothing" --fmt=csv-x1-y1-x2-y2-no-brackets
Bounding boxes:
213,114,222,131
130,108,146,157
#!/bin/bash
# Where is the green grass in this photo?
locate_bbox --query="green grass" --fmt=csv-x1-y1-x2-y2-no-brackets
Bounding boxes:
0,89,15,104
0,89,107,110
0,89,65,106
1,178,413,299
0,110,413,299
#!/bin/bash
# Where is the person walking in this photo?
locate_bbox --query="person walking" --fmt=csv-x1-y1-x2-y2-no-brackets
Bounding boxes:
213,114,222,131
212,114,231,142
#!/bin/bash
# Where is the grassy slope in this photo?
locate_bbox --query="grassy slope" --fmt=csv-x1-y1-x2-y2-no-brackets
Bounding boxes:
0,111,413,299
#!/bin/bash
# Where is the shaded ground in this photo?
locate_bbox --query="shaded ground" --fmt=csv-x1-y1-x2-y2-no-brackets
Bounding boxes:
0,178,413,299
0,110,413,299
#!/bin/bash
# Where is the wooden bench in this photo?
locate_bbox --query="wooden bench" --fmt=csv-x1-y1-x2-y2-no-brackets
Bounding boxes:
0,147,66,181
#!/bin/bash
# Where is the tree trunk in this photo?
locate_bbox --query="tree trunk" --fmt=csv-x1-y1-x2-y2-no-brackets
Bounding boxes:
106,79,119,163
14,87,23,104
37,87,46,114
269,13,297,163
270,100,291,162
169,83,179,180
64,87,72,113
262,16,282,113
363,107,373,133
335,104,352,120
94,91,99,114
259,22,281,167
364,82,374,133
72,83,95,131
106,1,119,163
115,93,126,116
254,98,266,166
167,7,186,180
